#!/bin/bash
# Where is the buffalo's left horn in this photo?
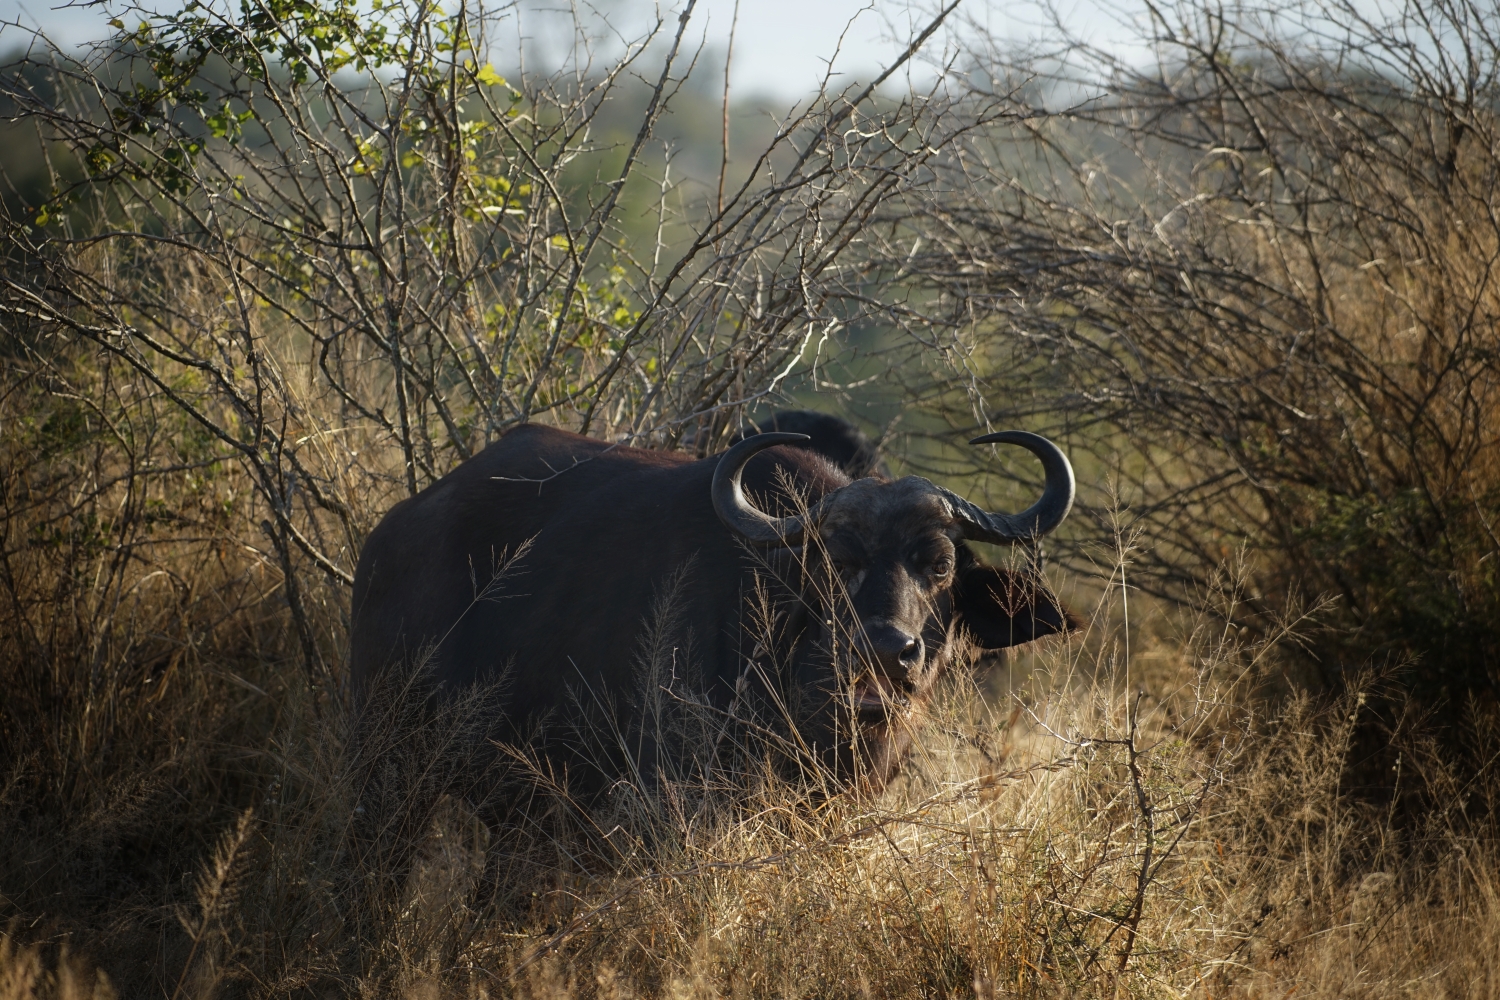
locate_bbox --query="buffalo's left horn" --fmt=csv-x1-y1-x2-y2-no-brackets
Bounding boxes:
939,430,1075,544
713,432,845,546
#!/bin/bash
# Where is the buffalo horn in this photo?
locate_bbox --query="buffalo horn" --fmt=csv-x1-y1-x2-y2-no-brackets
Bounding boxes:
940,430,1075,544
713,432,844,546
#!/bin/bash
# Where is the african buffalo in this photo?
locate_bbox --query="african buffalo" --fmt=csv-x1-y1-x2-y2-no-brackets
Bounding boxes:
350,415,1075,797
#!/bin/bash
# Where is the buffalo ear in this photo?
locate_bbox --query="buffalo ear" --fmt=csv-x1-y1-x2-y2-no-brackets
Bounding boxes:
953,562,1078,650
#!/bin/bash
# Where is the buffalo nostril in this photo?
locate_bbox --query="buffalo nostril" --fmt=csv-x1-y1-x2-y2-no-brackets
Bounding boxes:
862,625,922,676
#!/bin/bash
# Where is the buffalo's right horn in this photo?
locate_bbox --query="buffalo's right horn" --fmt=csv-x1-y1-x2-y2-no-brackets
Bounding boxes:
713,432,845,546
939,430,1075,544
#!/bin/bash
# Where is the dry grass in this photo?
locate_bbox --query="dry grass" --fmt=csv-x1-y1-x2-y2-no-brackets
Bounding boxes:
4,3,1500,992
4,370,1500,997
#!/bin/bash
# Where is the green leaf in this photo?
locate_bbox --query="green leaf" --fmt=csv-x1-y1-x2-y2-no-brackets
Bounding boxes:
475,63,505,87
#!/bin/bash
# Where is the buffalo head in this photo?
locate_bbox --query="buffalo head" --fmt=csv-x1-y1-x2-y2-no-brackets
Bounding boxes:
711,429,1076,788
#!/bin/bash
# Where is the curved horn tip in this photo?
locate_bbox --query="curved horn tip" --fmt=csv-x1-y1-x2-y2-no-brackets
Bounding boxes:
969,430,1050,447
959,428,1076,542
713,432,813,487
712,431,818,547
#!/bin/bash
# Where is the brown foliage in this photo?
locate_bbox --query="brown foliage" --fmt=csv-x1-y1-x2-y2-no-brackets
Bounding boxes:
898,0,1500,700
6,0,1500,995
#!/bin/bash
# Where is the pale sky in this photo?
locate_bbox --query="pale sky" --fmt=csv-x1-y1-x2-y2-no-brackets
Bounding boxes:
0,0,1137,98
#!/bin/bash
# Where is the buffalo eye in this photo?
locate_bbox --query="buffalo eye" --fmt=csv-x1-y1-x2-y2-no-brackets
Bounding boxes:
930,554,954,578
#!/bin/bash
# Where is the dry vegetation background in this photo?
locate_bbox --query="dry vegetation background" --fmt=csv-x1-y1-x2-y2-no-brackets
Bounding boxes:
3,0,1500,995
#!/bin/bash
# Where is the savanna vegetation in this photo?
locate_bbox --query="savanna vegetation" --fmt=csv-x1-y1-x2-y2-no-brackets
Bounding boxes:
3,0,1500,996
